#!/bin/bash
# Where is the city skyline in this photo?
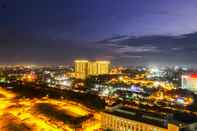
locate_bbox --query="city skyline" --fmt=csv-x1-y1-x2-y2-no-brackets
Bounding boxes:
1,0,197,66
1,1,197,129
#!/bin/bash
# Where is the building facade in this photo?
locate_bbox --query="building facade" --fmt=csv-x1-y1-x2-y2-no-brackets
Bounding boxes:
74,60,89,79
182,74,197,94
101,106,197,131
101,112,178,131
74,60,110,79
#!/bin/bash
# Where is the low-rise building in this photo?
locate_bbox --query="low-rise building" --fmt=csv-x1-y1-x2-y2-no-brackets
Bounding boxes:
101,105,197,131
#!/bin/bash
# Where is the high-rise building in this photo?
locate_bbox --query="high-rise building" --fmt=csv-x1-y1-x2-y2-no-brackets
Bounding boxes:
74,60,89,79
182,74,197,94
74,60,110,79
87,62,98,75
95,61,110,75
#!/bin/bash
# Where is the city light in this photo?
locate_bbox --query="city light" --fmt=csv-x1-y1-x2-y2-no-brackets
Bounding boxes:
0,87,101,131
2,1,197,130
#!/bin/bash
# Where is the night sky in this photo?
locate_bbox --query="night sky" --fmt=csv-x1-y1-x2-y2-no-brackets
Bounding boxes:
1,0,197,66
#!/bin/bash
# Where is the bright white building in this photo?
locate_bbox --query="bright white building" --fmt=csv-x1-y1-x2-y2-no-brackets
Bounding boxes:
182,74,197,94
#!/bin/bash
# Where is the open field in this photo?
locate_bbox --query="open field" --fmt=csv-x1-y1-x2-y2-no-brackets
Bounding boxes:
0,87,101,131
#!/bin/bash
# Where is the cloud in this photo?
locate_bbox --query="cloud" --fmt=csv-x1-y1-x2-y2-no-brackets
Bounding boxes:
0,30,114,64
115,45,160,53
120,55,143,58
153,10,182,16
97,32,197,66
171,47,183,51
1,29,197,66
97,35,129,43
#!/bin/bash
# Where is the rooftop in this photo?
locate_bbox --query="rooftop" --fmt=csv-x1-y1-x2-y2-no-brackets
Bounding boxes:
104,106,197,129
74,60,89,63
74,60,110,64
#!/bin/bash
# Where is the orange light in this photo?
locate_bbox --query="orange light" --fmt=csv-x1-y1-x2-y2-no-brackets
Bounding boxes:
190,74,197,78
27,75,32,79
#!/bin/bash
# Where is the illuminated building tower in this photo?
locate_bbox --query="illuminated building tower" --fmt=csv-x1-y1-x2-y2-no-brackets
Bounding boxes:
74,60,89,79
88,61,110,75
87,62,98,75
75,60,110,79
182,74,197,94
95,61,110,75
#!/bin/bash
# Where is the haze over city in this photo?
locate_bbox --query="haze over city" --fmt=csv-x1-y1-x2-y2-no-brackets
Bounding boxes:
1,0,197,66
1,1,197,131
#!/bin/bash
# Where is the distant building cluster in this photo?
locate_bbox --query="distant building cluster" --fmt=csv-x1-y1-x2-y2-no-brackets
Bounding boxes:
74,60,110,79
1,63,197,130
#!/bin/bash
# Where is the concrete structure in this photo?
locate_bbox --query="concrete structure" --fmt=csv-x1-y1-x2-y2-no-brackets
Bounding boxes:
182,74,197,94
74,60,110,79
74,60,89,79
101,105,197,131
